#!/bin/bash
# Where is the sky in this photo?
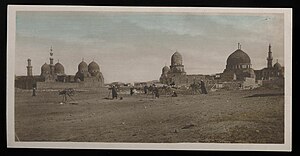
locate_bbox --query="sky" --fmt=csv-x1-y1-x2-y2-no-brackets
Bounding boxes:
15,11,284,83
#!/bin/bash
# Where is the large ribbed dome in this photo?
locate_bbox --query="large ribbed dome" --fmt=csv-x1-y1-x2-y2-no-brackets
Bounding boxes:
88,61,100,76
227,49,251,65
41,63,50,73
78,61,88,72
162,66,170,74
54,62,65,74
171,51,183,66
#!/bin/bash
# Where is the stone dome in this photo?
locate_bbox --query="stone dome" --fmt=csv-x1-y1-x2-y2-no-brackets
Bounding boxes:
54,62,65,74
227,49,251,65
171,51,183,66
41,63,50,74
88,61,100,76
162,66,170,74
78,61,88,72
273,62,282,70
88,61,100,71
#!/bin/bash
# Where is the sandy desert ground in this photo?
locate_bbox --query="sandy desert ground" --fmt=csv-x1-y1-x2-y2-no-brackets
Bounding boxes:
14,87,284,143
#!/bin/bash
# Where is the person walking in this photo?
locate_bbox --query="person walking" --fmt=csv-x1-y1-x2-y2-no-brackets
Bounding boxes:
153,85,159,98
112,85,118,99
130,86,134,96
144,85,148,94
200,80,208,94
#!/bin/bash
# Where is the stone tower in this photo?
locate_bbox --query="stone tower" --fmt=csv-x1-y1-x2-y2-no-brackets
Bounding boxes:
27,58,33,76
267,44,273,68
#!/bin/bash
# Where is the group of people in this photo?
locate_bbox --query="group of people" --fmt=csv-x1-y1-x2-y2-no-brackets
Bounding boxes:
31,80,207,100
108,80,207,100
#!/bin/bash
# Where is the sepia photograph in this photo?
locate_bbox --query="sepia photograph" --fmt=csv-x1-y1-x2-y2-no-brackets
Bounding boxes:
7,6,292,151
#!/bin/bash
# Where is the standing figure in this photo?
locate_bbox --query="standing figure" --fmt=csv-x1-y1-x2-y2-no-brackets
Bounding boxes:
32,87,36,96
190,82,198,95
112,85,118,99
130,87,134,96
200,80,208,94
144,85,148,94
148,85,153,94
171,91,178,97
153,85,159,98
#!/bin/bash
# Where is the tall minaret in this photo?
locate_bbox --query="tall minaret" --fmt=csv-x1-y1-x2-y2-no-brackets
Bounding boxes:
27,58,33,76
267,44,273,68
49,46,54,75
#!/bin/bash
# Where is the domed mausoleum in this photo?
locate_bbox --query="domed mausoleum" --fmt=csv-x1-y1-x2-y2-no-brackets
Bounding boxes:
88,61,100,76
78,60,88,73
162,65,170,74
75,60,91,81
273,62,282,70
159,66,170,84
15,46,105,90
87,60,104,84
226,49,251,70
54,62,65,75
222,43,256,81
74,59,104,85
159,50,188,85
170,51,185,73
41,63,51,77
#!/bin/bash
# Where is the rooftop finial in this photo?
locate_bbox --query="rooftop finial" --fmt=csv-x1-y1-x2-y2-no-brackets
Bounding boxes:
57,59,59,63
238,43,240,49
277,59,278,63
82,58,84,62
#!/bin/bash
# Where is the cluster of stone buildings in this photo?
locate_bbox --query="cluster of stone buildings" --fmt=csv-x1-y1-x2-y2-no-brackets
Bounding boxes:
15,47,104,89
15,43,284,90
159,51,209,86
159,43,284,89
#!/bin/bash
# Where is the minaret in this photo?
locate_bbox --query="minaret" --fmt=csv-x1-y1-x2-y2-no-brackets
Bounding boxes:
267,44,273,68
49,46,55,75
27,58,33,76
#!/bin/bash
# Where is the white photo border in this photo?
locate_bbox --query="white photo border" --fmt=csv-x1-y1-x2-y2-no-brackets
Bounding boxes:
7,5,292,151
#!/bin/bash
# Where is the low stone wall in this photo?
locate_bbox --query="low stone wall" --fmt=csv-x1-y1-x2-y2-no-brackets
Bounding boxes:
222,81,242,90
37,82,80,89
36,82,103,89
15,78,35,89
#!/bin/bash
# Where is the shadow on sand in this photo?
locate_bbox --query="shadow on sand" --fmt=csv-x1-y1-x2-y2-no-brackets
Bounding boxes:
244,93,284,98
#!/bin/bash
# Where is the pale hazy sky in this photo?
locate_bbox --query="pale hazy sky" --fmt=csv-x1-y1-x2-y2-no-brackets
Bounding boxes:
15,11,284,83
